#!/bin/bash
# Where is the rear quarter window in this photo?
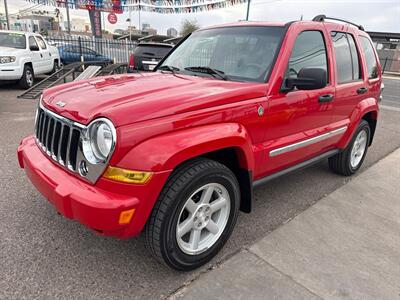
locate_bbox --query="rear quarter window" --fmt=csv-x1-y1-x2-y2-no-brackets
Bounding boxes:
359,36,379,79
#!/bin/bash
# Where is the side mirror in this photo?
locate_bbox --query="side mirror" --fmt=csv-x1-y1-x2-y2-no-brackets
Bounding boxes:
285,67,327,91
30,45,40,51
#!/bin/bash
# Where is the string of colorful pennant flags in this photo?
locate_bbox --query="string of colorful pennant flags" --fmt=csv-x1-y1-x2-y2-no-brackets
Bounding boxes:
25,0,248,14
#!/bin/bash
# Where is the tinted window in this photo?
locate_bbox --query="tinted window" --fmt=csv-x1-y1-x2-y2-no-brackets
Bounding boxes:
286,31,328,81
331,32,361,83
135,45,172,57
347,34,361,80
28,36,38,49
161,26,285,82
35,36,47,49
0,32,26,49
359,36,378,79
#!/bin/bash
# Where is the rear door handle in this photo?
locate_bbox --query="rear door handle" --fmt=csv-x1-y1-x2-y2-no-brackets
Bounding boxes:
318,94,334,103
357,87,368,94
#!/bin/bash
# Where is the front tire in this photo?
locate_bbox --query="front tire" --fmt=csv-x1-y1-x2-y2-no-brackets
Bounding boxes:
329,120,370,176
18,65,34,89
145,158,240,271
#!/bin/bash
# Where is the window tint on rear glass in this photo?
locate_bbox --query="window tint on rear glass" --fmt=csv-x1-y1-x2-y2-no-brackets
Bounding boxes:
359,36,378,79
135,46,171,57
286,30,328,82
331,32,361,83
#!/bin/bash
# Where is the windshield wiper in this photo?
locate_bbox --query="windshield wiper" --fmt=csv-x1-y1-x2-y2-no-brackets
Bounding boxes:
184,66,229,81
158,65,180,73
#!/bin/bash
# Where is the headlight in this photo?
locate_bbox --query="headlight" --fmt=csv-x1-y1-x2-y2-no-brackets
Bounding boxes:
82,118,116,164
0,56,16,64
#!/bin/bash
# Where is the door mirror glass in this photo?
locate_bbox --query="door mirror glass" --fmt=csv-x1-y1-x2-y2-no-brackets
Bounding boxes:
28,36,40,51
30,45,40,51
285,67,327,90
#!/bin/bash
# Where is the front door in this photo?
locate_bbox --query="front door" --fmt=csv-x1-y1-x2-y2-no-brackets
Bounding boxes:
260,25,336,176
28,36,42,74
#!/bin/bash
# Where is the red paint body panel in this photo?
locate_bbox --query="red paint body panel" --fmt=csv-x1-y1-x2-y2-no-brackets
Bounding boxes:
18,21,381,238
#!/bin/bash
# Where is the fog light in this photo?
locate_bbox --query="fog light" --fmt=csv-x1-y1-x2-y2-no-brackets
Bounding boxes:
103,166,152,184
119,209,136,224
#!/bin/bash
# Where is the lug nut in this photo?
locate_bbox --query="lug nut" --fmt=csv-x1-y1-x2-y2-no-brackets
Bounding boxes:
205,207,210,212
198,222,202,227
194,217,198,221
205,216,209,221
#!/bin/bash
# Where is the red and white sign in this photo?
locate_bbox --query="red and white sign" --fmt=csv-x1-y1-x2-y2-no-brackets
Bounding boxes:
108,13,118,24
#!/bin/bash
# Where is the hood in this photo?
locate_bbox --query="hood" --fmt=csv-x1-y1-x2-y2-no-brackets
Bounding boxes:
0,46,26,54
42,73,267,127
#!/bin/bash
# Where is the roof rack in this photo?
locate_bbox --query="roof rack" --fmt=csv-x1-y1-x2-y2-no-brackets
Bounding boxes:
312,15,365,31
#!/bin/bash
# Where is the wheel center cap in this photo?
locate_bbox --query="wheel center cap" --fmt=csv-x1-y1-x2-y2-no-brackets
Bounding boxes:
194,205,211,229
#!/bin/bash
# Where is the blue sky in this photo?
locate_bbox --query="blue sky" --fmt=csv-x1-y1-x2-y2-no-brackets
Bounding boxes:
1,0,399,35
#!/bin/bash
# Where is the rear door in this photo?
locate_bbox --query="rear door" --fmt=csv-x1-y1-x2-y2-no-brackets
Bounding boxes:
328,27,365,127
35,35,52,73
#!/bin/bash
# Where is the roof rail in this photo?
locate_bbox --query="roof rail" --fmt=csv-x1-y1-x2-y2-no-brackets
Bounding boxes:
312,15,365,31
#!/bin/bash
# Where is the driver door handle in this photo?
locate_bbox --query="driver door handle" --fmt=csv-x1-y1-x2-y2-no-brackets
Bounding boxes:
318,94,334,103
357,87,368,94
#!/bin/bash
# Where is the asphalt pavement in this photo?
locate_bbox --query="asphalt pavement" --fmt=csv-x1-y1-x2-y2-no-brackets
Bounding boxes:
0,77,399,299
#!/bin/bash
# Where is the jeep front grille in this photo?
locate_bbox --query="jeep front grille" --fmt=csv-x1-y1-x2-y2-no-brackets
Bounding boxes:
35,106,82,172
34,104,114,184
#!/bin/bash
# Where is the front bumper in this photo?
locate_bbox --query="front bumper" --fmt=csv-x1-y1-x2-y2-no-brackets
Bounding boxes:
0,64,23,80
17,136,171,238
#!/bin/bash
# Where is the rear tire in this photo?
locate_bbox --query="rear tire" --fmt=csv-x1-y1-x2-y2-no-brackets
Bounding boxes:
145,158,240,271
51,60,61,74
329,120,370,176
18,65,34,89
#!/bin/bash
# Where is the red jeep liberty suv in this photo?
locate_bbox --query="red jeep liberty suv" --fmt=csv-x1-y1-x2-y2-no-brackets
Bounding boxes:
18,15,383,270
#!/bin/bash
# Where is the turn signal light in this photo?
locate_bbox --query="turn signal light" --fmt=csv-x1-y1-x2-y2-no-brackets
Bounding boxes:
103,166,152,184
119,209,136,225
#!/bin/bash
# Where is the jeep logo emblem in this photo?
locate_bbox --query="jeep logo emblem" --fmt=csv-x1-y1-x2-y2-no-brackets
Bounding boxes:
56,101,66,107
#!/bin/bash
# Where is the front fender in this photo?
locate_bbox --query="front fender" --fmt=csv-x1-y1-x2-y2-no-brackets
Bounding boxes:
117,123,254,172
338,97,379,149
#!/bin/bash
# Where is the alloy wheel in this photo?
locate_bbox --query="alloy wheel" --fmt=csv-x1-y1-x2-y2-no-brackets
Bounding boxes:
176,183,230,255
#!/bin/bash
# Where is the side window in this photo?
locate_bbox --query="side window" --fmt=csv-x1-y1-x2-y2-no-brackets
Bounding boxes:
347,34,361,80
331,32,361,83
28,36,38,49
35,36,47,49
359,36,378,79
286,30,328,81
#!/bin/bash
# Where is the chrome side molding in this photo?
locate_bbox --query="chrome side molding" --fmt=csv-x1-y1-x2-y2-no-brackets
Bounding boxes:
269,126,348,157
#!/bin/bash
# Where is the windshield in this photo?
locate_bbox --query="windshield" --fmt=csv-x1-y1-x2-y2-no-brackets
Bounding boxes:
159,26,285,82
0,32,26,49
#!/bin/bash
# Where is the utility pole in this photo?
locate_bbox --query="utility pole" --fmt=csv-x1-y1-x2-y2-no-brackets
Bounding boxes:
65,0,71,34
245,0,251,21
4,0,10,30
138,0,141,31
